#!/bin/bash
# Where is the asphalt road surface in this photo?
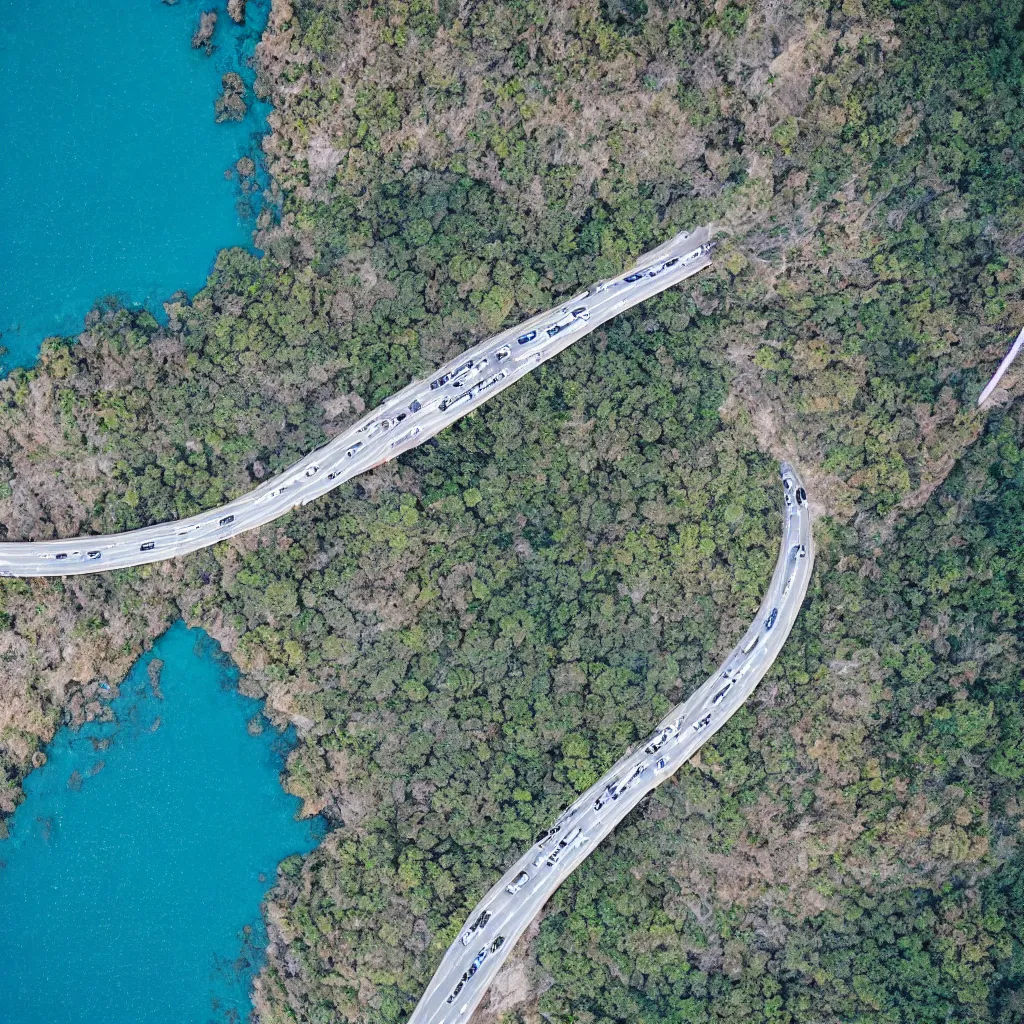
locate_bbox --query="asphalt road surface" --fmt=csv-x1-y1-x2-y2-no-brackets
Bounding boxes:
406,461,814,1024
0,226,713,578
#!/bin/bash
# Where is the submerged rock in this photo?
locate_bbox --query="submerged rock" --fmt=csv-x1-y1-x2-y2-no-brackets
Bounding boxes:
215,72,247,123
148,657,164,699
227,0,247,24
191,10,218,54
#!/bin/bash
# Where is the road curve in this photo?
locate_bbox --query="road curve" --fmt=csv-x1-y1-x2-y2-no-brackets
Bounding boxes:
0,227,714,578
407,462,814,1024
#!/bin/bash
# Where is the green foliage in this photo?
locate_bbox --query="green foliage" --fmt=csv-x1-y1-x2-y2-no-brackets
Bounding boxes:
1,1,1024,1023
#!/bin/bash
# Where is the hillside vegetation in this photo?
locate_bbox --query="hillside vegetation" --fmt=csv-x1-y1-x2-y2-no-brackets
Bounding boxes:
1,1,1023,1022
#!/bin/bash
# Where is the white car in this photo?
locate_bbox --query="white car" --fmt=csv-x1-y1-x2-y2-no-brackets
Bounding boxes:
506,871,529,895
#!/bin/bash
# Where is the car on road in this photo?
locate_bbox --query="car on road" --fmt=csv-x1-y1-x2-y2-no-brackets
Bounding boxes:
469,371,508,399
441,392,472,412
795,487,807,506
452,359,486,387
535,824,562,848
87,551,101,560
140,541,155,552
346,442,363,458
546,827,583,867
219,515,234,527
390,426,421,448
557,827,582,849
765,607,778,630
460,910,492,945
506,871,529,895
692,714,713,733
645,727,673,754
489,935,505,953
517,330,537,345
709,681,733,706
495,345,510,361
594,782,618,811
264,485,288,502
467,947,488,977
654,757,668,771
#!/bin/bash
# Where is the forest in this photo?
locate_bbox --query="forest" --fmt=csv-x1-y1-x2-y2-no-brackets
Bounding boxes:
1,0,1023,1021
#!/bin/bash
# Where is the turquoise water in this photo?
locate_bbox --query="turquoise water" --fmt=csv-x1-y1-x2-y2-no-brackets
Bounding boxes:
0,621,323,1023
0,0,269,372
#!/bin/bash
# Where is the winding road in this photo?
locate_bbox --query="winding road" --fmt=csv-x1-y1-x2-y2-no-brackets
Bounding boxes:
0,219,815,1024
0,226,713,577
407,462,814,1024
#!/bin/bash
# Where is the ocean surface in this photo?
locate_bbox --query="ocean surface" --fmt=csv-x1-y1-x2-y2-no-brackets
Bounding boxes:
0,0,269,372
0,621,323,1024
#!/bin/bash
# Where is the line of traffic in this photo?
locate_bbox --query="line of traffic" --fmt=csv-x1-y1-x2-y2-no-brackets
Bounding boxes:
407,462,814,1024
0,227,715,577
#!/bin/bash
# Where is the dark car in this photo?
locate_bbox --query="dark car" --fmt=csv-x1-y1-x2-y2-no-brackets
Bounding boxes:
517,330,537,345
140,541,155,552
645,730,670,754
795,487,807,506
441,392,471,412
765,607,778,630
711,682,733,705
219,515,234,527
490,935,505,953
546,324,563,338
87,551,101,560
535,825,561,847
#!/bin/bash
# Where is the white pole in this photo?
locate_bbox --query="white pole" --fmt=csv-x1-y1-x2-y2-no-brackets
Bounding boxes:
978,325,1024,407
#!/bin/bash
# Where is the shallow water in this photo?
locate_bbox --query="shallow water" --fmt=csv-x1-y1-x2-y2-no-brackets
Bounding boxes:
0,0,269,372
0,621,323,1024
